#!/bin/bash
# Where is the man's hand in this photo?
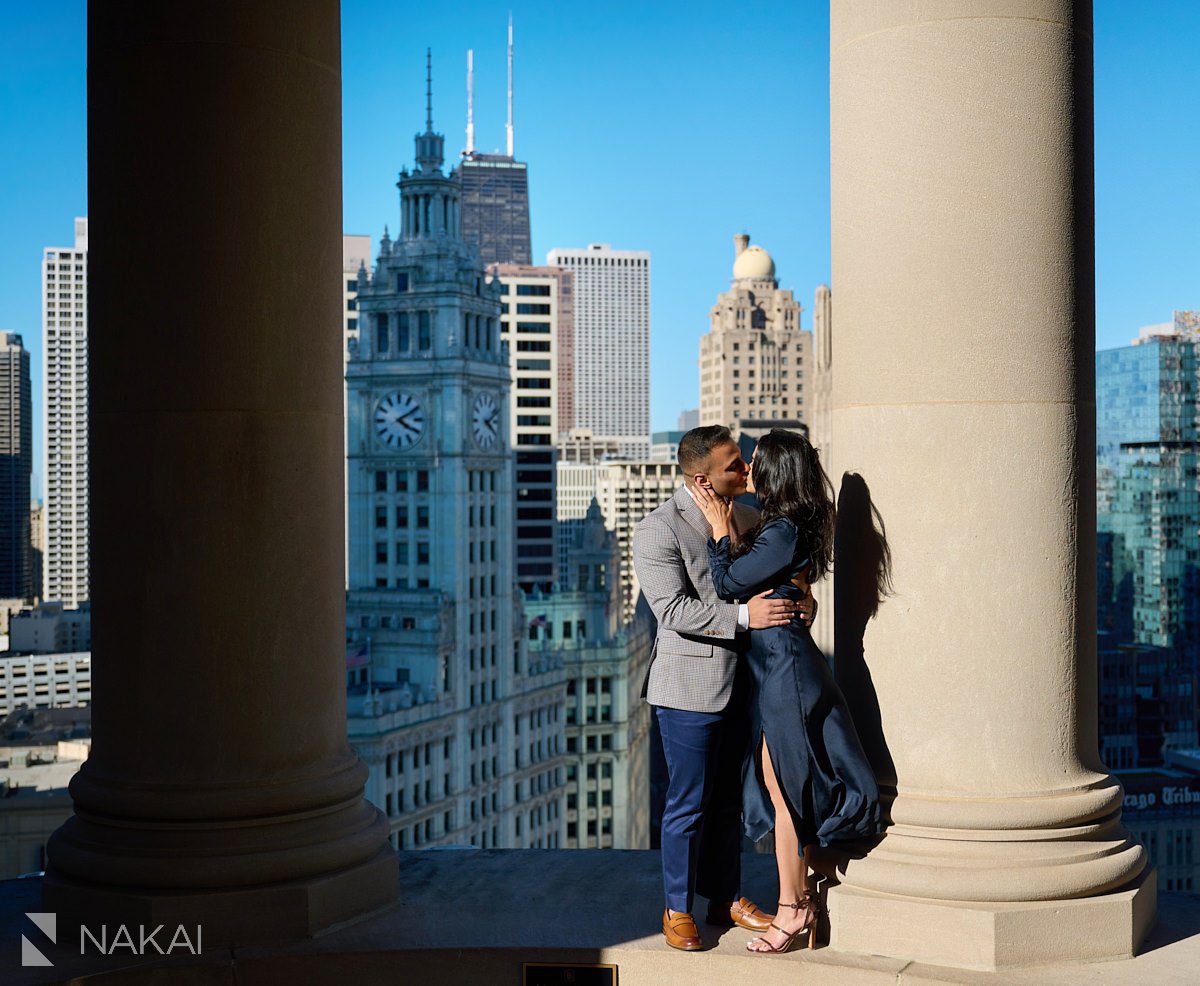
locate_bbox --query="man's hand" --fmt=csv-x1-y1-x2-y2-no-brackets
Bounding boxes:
746,590,800,629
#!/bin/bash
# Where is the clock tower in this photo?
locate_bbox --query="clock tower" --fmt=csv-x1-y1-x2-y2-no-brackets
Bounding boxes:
348,45,509,637
345,54,565,853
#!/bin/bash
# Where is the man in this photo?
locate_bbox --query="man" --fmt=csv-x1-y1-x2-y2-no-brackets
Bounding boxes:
633,425,814,951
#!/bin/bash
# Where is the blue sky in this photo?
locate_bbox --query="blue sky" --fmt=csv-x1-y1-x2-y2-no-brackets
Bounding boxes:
1,1,1197,500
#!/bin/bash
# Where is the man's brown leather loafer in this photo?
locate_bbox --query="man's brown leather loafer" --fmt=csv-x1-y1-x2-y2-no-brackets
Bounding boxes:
705,896,774,933
662,908,703,951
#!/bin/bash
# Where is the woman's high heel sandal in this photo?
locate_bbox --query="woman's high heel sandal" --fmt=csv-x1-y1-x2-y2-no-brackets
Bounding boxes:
745,893,819,954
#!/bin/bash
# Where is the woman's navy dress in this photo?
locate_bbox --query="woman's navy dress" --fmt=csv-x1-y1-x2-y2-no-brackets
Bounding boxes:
708,517,880,849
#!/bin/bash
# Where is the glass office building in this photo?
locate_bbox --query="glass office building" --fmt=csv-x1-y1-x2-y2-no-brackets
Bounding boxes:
1097,333,1200,766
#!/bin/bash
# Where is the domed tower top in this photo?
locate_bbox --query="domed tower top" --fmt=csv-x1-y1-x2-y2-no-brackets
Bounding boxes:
732,233,776,283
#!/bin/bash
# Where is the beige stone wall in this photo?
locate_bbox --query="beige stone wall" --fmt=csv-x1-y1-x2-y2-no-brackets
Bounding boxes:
811,284,834,655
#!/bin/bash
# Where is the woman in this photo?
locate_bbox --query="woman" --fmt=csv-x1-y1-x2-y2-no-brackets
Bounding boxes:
692,428,880,954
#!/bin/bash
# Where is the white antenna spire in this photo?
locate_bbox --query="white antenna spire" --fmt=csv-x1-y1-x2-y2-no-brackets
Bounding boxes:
466,49,475,154
506,14,514,157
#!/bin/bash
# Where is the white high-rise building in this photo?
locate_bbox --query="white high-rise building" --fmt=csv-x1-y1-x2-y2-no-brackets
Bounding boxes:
342,234,372,589
343,234,372,361
556,440,681,624
545,244,649,458
488,263,574,592
42,218,89,609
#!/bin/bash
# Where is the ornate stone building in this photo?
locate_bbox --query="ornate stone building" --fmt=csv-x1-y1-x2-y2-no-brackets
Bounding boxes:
527,501,653,849
345,62,566,851
698,234,813,440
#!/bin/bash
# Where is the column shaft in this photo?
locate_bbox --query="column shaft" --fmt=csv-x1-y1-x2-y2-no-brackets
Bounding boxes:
827,0,1152,969
44,0,395,944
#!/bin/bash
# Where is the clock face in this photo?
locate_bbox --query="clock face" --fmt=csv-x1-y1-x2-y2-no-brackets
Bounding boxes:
374,392,424,450
472,392,500,450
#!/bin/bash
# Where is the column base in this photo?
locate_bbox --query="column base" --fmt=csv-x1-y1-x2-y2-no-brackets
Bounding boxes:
41,845,399,948
828,866,1156,971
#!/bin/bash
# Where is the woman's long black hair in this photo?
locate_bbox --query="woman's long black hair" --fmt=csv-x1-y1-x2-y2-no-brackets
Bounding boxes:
732,428,835,581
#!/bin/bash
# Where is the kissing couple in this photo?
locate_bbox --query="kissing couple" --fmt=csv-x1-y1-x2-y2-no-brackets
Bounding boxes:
633,425,881,954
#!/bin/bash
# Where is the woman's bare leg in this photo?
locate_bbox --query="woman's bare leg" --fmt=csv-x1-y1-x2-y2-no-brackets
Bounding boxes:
747,736,811,952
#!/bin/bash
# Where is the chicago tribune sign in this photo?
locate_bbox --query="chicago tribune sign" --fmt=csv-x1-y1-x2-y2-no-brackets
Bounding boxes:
1122,784,1200,812
21,913,202,968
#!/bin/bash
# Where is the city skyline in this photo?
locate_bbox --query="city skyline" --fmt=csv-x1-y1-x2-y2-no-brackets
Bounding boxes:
1,1,1199,499
0,2,1196,960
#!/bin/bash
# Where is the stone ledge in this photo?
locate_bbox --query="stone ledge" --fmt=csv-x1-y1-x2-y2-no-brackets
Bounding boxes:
1,850,1197,985
829,867,1157,970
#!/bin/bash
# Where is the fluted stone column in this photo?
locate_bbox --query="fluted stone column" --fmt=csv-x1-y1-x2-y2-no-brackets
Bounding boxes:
43,1,396,945
827,0,1154,970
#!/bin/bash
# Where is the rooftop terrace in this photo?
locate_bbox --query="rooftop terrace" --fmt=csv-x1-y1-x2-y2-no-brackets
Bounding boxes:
3,851,1198,985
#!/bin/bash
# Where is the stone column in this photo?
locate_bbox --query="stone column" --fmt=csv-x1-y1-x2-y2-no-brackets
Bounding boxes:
43,0,396,945
810,284,834,656
827,0,1154,970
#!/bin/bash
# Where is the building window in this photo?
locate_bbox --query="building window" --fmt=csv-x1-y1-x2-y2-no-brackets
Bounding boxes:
375,470,388,492
376,313,389,353
396,272,409,292
417,543,430,565
375,542,388,564
397,312,410,351
418,311,431,350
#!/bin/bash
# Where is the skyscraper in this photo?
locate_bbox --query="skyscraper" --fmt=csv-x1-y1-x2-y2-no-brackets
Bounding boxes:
0,332,32,600
342,234,372,361
1097,315,1200,767
526,501,655,849
460,156,531,268
42,218,89,608
342,234,372,589
458,22,532,267
556,440,681,624
489,262,574,592
345,55,566,850
546,244,650,458
29,503,43,602
698,234,813,440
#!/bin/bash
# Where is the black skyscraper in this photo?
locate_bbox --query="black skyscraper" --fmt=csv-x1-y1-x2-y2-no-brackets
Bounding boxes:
0,332,32,599
459,153,532,267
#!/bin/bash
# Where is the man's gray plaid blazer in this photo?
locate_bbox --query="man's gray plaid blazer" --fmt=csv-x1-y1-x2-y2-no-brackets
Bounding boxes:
633,484,759,713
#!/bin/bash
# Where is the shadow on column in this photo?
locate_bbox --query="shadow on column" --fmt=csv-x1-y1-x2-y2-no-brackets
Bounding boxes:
832,472,896,803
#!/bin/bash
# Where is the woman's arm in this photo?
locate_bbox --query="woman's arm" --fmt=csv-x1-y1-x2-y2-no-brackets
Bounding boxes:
707,519,800,601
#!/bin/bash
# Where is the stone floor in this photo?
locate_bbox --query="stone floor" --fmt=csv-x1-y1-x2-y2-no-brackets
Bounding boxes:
2,849,1198,985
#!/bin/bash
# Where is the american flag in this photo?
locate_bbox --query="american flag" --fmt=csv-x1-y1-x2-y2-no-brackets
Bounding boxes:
346,641,370,669
529,614,548,628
